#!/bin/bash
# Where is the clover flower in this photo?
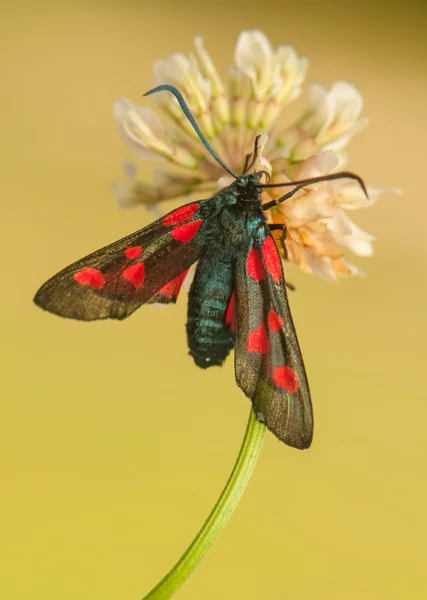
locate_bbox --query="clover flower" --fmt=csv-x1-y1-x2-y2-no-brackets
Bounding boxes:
113,30,388,281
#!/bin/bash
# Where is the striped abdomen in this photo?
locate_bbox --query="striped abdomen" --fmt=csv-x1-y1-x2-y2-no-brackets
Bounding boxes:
186,257,234,369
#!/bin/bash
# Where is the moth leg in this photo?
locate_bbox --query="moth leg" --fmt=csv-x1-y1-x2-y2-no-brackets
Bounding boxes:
262,184,306,212
268,224,295,291
268,223,288,258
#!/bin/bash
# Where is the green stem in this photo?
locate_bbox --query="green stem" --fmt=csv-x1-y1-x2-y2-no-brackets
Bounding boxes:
142,408,266,600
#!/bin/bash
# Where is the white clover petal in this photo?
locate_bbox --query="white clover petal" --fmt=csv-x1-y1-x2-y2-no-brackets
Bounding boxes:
194,36,224,95
345,222,376,256
322,117,369,153
217,174,235,190
331,179,371,209
301,82,331,136
234,30,308,119
284,193,323,224
229,64,250,96
111,162,159,210
154,53,211,110
322,205,355,236
154,54,190,86
333,149,350,168
114,98,165,139
338,259,366,278
305,250,338,282
228,64,252,128
328,218,375,257
330,81,363,127
112,30,380,282
275,46,309,104
235,30,273,88
299,81,367,149
153,52,215,141
296,150,339,179
111,179,157,211
346,238,374,257
154,54,209,99
152,167,206,197
114,97,171,161
194,36,229,129
364,185,403,207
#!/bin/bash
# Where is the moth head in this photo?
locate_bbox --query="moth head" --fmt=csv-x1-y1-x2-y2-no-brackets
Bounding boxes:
236,174,260,189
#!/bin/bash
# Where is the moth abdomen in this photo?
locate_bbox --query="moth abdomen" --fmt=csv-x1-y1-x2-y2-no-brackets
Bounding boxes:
187,257,234,369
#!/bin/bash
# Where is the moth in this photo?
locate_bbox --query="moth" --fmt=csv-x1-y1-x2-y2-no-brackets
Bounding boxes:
34,85,367,449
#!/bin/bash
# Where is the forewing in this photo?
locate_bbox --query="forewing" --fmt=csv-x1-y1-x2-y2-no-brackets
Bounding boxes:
147,268,191,305
34,201,207,320
234,234,313,449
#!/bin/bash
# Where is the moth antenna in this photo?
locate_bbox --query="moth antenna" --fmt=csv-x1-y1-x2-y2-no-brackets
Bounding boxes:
243,135,261,174
242,151,252,175
257,171,368,198
144,85,238,179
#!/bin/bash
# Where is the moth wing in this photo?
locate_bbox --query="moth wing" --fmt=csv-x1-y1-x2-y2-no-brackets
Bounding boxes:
34,201,207,321
147,268,191,305
234,234,313,449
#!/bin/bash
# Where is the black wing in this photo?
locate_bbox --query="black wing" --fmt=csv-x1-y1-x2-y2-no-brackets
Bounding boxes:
234,234,313,449
34,201,207,320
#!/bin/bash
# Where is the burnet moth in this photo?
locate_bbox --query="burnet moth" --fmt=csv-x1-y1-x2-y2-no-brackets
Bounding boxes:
34,85,367,449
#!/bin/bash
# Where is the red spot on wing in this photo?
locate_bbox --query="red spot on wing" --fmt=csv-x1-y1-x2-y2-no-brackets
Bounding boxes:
248,323,269,354
125,246,143,260
273,366,300,393
74,268,105,289
225,292,235,333
155,269,189,300
164,203,199,226
268,310,285,332
171,220,203,243
122,263,145,288
262,237,282,283
247,248,265,281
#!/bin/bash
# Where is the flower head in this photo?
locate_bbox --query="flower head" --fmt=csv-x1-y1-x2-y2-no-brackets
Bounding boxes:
113,30,390,281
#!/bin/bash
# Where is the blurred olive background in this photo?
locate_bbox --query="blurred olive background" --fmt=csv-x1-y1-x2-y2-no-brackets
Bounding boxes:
1,1,426,599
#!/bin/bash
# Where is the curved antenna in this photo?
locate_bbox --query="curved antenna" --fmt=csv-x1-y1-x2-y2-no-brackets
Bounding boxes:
257,171,368,198
144,85,238,179
242,135,261,175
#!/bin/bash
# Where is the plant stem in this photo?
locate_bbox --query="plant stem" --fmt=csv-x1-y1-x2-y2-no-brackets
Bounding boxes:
142,408,266,600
